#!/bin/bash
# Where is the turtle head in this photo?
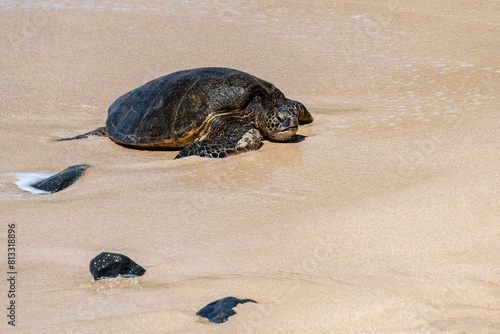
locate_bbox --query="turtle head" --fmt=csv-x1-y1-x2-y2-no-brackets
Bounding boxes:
261,89,311,141
263,106,299,141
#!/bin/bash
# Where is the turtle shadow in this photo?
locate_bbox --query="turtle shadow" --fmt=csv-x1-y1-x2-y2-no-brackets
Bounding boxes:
269,134,307,144
115,142,181,152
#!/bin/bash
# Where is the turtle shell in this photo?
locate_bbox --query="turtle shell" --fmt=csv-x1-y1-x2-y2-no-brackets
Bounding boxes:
106,67,276,147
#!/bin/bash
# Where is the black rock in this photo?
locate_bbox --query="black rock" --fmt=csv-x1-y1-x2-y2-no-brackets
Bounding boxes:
196,297,258,323
89,252,146,281
31,164,90,193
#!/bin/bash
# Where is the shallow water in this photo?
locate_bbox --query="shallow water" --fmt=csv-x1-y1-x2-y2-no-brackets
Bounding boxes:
1,0,499,332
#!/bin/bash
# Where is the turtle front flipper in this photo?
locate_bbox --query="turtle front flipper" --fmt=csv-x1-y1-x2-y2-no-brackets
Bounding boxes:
174,127,263,159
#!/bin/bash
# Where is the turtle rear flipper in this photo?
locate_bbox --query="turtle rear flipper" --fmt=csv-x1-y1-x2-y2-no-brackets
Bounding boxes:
58,127,107,141
174,127,263,159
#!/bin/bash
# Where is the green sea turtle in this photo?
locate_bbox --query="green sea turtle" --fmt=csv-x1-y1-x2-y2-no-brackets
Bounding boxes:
61,67,313,158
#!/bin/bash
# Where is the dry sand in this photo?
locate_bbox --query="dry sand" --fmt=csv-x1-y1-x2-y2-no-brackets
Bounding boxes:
1,0,499,332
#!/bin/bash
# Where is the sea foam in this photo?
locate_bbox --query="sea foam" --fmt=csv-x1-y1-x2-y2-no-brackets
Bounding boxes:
14,172,56,195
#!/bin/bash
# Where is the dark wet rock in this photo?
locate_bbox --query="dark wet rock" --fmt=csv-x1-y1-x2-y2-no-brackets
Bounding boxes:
196,297,258,323
31,164,90,193
89,252,146,281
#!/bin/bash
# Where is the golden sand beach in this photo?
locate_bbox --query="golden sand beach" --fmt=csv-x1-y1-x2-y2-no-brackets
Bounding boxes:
1,0,499,332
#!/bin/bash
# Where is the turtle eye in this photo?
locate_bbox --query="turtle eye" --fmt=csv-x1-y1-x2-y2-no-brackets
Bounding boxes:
276,110,287,122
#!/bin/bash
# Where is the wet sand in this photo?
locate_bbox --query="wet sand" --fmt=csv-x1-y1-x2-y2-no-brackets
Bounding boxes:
1,0,499,332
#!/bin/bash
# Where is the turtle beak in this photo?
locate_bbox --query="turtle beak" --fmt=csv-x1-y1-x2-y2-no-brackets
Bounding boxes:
283,114,298,131
277,115,298,138
279,123,298,134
